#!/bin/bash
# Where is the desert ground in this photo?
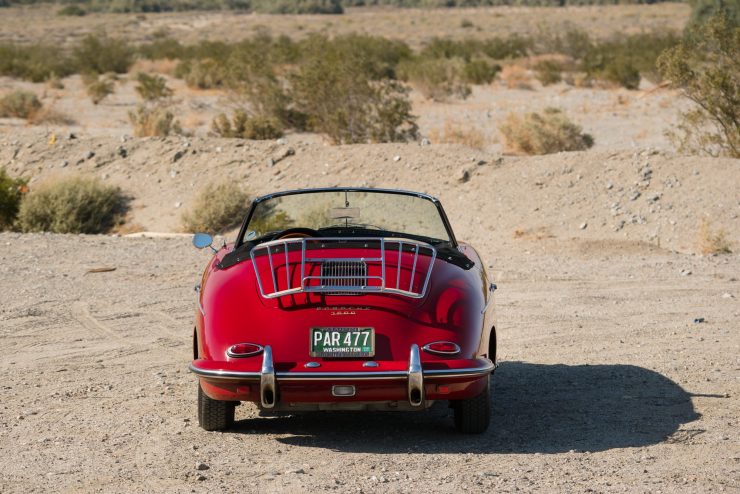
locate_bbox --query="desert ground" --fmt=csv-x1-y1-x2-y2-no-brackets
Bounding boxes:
1,3,739,493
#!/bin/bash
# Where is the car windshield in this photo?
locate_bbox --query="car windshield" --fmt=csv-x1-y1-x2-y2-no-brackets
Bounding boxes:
244,190,451,243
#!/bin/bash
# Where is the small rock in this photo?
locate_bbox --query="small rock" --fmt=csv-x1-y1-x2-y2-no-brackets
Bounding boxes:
721,293,733,299
169,169,178,178
476,160,486,166
174,202,182,209
266,157,275,167
86,151,95,160
629,191,641,201
393,155,401,162
693,317,705,324
195,462,209,471
196,474,207,481
606,182,613,190
680,269,692,276
458,168,470,183
117,146,127,158
173,150,185,162
60,160,68,168
579,222,588,230
286,468,305,475
420,138,431,146
276,138,287,145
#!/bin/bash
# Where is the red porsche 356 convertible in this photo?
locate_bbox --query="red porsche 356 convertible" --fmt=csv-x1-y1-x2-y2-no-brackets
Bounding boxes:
189,188,497,433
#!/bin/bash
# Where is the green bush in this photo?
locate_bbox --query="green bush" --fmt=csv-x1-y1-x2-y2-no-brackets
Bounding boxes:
0,90,42,119
135,72,173,101
291,37,418,143
0,43,74,82
57,5,86,15
83,74,115,105
500,107,594,155
137,37,186,60
212,110,284,139
463,59,500,85
181,181,249,234
0,168,26,230
250,0,343,13
398,57,471,101
16,177,128,234
658,12,739,157
175,59,227,89
688,0,739,29
128,104,181,137
74,34,135,74
534,59,563,86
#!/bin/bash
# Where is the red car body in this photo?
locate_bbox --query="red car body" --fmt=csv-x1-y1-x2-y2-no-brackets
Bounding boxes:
189,188,497,433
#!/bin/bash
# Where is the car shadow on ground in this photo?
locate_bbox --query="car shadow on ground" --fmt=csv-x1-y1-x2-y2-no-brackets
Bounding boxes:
230,362,699,454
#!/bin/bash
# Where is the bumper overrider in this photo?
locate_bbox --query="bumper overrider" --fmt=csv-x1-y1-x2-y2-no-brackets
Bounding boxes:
190,344,496,409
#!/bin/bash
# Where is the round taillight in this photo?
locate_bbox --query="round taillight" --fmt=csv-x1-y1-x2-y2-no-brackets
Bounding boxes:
422,341,461,356
227,343,264,358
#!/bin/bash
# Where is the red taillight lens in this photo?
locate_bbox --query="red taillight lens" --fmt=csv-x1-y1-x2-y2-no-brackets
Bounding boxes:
422,341,461,356
227,343,264,358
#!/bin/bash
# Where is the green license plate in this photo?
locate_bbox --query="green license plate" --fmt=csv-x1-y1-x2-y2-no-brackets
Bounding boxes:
310,327,375,358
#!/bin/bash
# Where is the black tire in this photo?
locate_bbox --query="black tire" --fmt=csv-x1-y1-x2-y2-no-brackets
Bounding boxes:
453,374,491,434
197,383,235,431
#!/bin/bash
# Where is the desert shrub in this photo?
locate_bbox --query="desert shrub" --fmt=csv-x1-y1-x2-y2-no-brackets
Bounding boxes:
128,104,181,137
481,35,532,60
212,110,284,139
16,177,128,234
534,59,563,86
74,34,135,74
83,74,115,105
0,43,74,82
27,106,76,126
0,168,26,230
291,39,418,143
137,37,186,60
250,0,343,13
696,218,732,254
135,72,173,101
181,181,249,234
460,19,474,29
397,57,471,101
429,120,485,149
499,107,594,155
688,0,740,29
175,59,227,89
658,12,739,158
500,65,532,90
0,90,42,119
57,5,86,15
463,60,500,85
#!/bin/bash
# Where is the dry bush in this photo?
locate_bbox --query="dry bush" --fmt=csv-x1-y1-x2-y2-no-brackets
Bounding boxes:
135,72,173,101
697,218,732,254
128,104,181,137
500,65,532,90
212,110,283,140
181,181,249,234
533,59,563,86
0,90,42,119
398,57,471,101
0,168,27,230
83,74,115,105
499,107,594,155
429,120,485,149
129,59,179,76
27,106,76,126
16,176,128,234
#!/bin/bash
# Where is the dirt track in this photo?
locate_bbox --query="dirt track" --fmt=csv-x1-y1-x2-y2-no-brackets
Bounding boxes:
1,232,737,492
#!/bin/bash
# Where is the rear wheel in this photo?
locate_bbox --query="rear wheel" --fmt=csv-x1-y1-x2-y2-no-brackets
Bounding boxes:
197,383,235,431
453,374,491,434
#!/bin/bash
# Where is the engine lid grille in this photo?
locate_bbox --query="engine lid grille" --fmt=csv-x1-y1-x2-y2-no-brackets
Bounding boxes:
320,260,368,294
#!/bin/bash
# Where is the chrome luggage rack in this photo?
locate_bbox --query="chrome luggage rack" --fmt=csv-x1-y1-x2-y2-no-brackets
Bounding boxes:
249,237,437,299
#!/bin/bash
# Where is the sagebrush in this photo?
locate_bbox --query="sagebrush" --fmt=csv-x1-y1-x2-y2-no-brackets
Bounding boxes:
0,90,42,118
0,168,26,230
499,107,594,155
181,182,249,234
16,177,128,234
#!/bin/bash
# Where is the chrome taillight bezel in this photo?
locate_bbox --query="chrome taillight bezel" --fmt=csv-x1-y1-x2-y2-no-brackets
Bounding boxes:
226,343,264,358
422,341,461,356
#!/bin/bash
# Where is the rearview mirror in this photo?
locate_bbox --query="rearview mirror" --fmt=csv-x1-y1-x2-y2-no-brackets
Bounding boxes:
192,233,213,250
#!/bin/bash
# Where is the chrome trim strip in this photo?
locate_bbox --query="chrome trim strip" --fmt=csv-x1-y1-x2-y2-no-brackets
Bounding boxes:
189,359,495,381
194,284,205,316
481,282,497,315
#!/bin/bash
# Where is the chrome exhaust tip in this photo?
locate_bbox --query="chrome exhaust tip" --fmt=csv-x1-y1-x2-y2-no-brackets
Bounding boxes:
408,344,424,407
260,345,276,408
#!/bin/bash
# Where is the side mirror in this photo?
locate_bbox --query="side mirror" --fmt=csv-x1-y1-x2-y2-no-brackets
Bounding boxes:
192,233,214,251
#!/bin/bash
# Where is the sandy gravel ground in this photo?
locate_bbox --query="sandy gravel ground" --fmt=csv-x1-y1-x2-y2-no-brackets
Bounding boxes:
0,233,738,493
